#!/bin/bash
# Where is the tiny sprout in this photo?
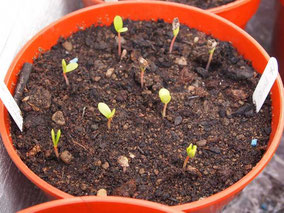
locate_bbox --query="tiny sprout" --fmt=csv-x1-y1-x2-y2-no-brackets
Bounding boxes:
113,15,128,56
205,40,218,72
169,17,180,53
98,102,116,129
138,56,149,88
183,143,197,169
51,129,61,159
62,59,78,86
159,88,171,118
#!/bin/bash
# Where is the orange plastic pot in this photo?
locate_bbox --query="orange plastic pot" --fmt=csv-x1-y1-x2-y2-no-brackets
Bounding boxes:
18,196,183,213
82,0,260,28
0,2,283,213
272,0,284,81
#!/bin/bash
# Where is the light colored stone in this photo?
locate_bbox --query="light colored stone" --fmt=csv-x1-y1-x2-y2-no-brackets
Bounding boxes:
62,41,73,52
60,150,73,164
106,68,115,78
102,162,109,169
174,57,187,66
97,189,107,197
52,111,65,125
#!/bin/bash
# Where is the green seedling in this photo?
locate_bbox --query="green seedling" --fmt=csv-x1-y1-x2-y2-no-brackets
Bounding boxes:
113,15,128,56
169,17,180,53
183,143,197,169
51,129,61,159
98,102,116,129
159,88,171,118
205,40,217,72
62,59,78,86
138,56,149,88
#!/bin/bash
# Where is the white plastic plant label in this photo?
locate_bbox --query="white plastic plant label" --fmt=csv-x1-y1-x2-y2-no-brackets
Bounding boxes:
253,57,278,113
0,81,23,131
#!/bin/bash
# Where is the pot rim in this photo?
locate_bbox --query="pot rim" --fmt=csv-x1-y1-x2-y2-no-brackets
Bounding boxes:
18,196,183,213
1,1,283,212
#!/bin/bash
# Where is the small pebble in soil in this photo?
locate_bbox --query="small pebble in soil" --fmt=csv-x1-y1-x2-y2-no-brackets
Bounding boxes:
102,162,109,170
52,111,66,126
60,150,73,164
194,37,199,43
174,57,187,66
106,68,115,78
94,76,101,82
62,41,73,52
121,49,127,60
196,140,207,147
97,189,107,197
94,160,102,167
26,144,41,158
174,116,183,125
129,152,135,158
117,156,129,172
139,168,145,175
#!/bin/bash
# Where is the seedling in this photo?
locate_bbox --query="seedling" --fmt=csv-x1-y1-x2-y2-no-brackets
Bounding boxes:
113,15,128,56
62,59,78,86
205,40,217,72
159,88,171,118
169,17,180,53
138,56,149,88
98,102,116,129
51,129,61,159
183,143,197,169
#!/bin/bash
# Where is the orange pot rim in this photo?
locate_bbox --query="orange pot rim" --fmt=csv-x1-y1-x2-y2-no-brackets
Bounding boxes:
0,1,283,212
18,196,183,213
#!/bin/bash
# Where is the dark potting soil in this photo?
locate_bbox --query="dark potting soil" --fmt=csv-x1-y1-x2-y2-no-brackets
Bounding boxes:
11,19,271,205
162,0,236,9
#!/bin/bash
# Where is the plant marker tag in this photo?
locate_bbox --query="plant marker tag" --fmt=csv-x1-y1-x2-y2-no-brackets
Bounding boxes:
0,81,23,131
253,57,278,113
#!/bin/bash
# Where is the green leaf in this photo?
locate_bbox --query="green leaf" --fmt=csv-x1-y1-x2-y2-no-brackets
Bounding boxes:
109,108,116,119
98,102,113,119
62,59,67,73
159,88,171,104
65,62,78,73
55,129,61,145
114,16,123,32
118,27,128,33
186,143,197,158
51,129,55,145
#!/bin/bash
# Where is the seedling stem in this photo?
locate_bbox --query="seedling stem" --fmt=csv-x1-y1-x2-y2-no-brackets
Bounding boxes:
205,40,217,72
113,16,128,56
169,17,180,53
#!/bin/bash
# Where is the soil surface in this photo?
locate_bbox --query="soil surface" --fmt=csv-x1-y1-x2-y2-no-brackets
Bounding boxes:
11,19,271,205
162,0,236,9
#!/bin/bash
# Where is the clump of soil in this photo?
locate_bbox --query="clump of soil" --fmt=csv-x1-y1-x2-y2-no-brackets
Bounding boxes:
162,0,236,9
11,19,271,206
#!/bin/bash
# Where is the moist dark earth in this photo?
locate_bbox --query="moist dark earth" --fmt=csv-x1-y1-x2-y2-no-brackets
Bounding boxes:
162,0,235,9
11,19,271,205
